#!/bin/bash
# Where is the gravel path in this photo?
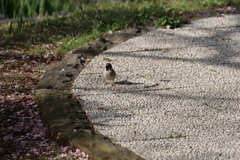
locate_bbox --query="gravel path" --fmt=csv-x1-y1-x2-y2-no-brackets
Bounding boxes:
72,14,240,160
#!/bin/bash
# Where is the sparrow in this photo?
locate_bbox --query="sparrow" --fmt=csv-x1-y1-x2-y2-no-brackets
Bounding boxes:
103,63,116,84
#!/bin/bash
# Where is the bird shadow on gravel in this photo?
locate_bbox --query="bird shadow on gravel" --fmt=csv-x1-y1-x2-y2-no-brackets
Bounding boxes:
115,80,143,85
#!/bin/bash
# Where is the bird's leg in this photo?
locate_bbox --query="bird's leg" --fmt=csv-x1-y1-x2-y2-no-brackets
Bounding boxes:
104,79,111,85
111,81,116,86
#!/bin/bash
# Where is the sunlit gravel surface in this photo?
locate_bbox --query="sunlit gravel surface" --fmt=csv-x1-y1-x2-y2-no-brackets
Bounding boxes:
72,14,240,160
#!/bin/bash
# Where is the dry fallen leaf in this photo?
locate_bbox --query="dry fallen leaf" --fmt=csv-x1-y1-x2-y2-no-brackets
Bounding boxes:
174,52,181,55
111,83,116,87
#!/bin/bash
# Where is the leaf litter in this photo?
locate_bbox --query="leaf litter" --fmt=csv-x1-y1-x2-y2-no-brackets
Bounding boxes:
0,49,89,159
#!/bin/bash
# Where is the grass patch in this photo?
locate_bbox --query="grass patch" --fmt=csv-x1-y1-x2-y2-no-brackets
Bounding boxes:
156,16,181,28
1,0,239,57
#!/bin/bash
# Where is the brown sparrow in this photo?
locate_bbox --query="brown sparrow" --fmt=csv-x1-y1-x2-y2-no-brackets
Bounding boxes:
103,63,116,84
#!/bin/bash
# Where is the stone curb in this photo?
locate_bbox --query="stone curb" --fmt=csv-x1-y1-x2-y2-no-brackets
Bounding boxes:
35,89,144,160
35,27,150,159
35,4,240,160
